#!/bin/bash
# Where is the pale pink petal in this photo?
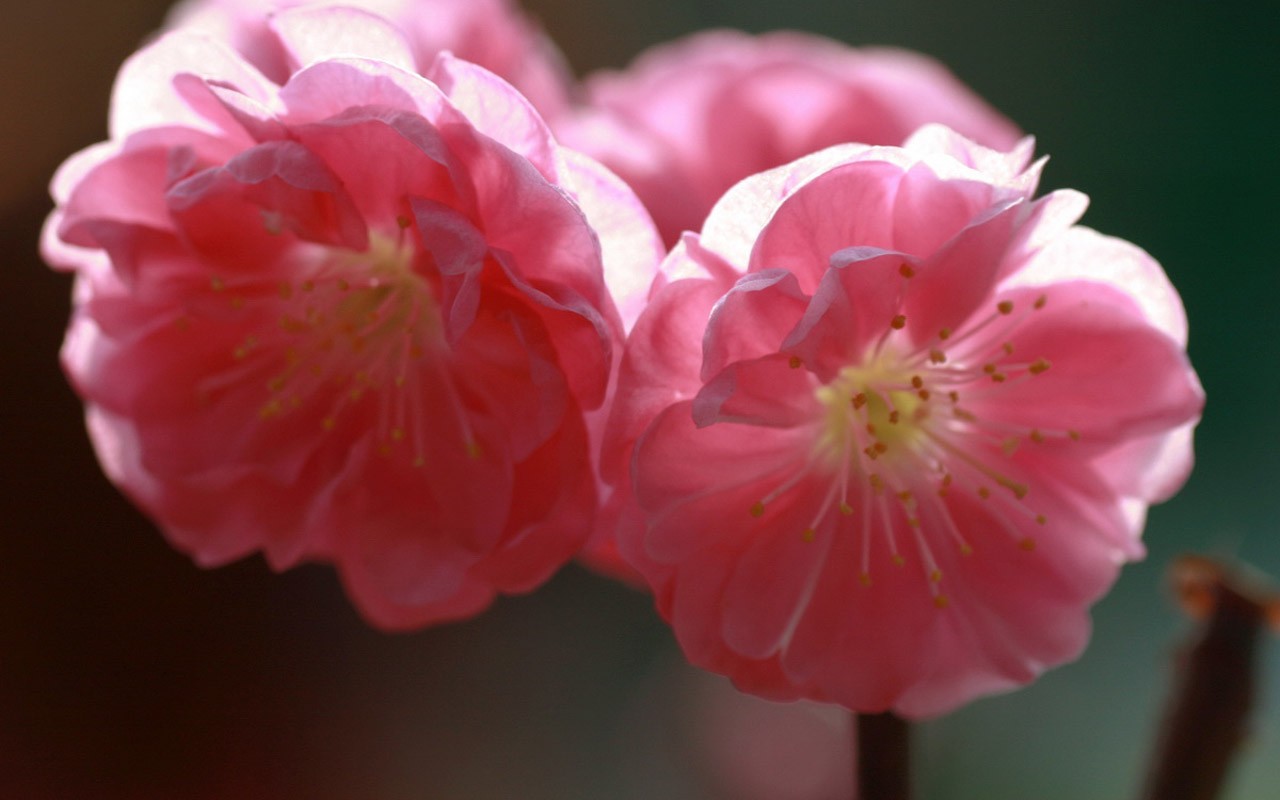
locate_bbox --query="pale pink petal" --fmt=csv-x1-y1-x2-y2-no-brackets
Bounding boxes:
110,31,275,142
269,5,417,74
1003,225,1189,345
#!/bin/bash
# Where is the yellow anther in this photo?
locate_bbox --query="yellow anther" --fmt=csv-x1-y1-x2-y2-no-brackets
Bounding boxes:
898,263,916,279
983,363,997,374
1029,358,1051,375
997,477,1029,500
1030,429,1044,443
991,373,1007,383
874,442,888,454
978,486,992,499
322,417,336,431
934,594,950,609
1002,437,1020,455
839,502,854,516
1068,430,1081,441
788,355,803,369
1035,514,1047,526
866,423,877,435
917,389,931,401
863,446,881,460
258,399,282,419
892,554,906,567
1002,342,1015,356
890,314,907,330
391,427,406,442
301,280,315,292
1034,294,1047,310
801,528,816,543
908,517,921,528
948,391,960,403
929,569,942,583
887,410,900,424
869,474,885,494
852,393,868,410
859,573,873,587
929,349,947,364
960,543,974,556
397,214,412,229
1020,537,1037,551
749,501,765,518
997,300,1014,315
939,327,952,340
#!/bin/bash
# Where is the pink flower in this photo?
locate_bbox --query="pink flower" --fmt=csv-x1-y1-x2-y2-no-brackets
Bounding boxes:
603,126,1204,716
556,30,1022,246
42,8,661,629
166,0,573,117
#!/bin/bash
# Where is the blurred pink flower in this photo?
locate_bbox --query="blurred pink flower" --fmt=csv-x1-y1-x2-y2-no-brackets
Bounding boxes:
166,0,573,117
602,126,1203,716
556,29,1022,246
42,8,661,629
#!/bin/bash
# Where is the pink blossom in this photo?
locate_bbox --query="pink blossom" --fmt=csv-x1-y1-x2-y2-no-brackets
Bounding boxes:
602,126,1204,716
166,0,573,117
42,9,661,629
556,30,1023,246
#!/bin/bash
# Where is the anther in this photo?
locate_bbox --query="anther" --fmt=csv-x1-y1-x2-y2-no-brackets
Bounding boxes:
939,328,952,340
1034,294,1047,310
1029,358,1051,375
929,349,947,364
801,528,816,543
839,502,854,516
852,393,868,410
934,595,950,609
1020,538,1037,551
898,263,916,279
911,375,924,389
891,314,906,330
788,355,803,369
997,300,1014,315
749,501,765,518
892,554,906,567
929,569,942,583
859,573,873,587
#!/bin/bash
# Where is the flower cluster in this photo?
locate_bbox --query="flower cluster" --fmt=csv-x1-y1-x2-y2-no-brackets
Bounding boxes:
44,0,1202,715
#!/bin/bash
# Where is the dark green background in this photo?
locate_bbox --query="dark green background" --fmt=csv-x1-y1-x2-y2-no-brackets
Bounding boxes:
2,0,1275,797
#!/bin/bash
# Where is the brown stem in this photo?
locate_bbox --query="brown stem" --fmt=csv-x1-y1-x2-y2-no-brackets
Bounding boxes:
856,711,911,800
1140,558,1271,800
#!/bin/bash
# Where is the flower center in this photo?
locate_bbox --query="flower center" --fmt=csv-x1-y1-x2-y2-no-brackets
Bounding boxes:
814,356,929,467
750,291,1071,609
195,224,480,466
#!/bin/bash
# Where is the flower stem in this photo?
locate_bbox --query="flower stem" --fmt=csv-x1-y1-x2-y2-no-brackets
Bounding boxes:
856,711,911,800
1140,558,1271,800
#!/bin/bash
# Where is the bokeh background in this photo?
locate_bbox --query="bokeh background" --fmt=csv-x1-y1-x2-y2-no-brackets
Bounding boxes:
3,0,1277,797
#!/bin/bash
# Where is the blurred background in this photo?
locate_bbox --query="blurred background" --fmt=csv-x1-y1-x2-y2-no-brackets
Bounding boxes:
2,0,1276,797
